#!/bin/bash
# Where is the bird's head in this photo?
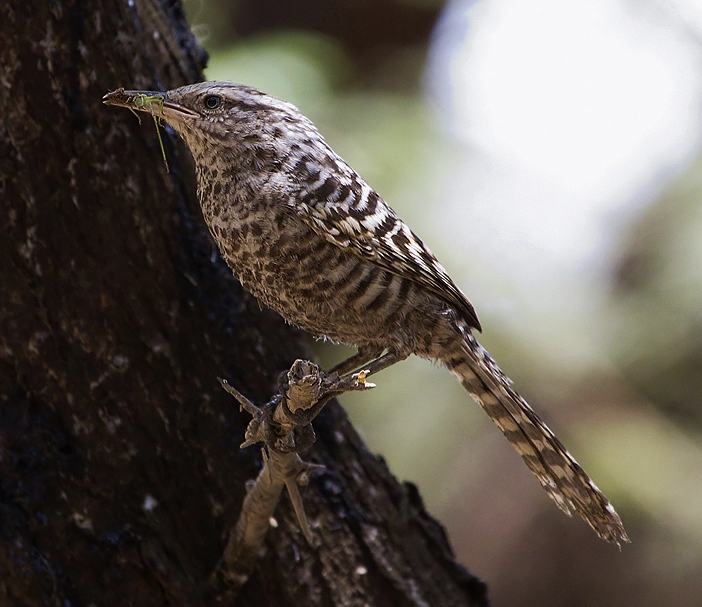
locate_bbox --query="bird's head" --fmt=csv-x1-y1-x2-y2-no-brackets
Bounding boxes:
103,81,320,169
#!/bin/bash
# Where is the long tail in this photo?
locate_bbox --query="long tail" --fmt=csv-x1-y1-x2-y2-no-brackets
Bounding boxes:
442,328,629,546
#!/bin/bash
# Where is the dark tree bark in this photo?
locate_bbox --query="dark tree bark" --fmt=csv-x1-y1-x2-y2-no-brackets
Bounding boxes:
0,1,487,605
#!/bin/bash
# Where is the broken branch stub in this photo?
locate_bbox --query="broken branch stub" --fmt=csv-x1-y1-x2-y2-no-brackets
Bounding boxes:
209,359,373,599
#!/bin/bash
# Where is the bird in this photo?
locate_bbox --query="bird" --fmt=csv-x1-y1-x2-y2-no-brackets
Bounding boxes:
103,82,628,546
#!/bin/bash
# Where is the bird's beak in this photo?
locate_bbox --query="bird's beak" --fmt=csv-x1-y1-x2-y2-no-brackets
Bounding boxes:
102,88,198,120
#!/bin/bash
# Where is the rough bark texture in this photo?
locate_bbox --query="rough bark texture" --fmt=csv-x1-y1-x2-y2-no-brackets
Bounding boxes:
0,1,488,605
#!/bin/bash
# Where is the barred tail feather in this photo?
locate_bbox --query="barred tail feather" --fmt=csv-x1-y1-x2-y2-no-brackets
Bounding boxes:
443,330,629,546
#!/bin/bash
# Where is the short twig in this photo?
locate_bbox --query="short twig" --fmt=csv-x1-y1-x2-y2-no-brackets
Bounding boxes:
208,359,373,599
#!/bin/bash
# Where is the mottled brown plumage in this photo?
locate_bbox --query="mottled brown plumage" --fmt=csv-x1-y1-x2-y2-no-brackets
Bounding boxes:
103,82,628,545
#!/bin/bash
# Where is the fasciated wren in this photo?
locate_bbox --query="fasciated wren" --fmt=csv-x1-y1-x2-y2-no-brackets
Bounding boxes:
103,82,628,545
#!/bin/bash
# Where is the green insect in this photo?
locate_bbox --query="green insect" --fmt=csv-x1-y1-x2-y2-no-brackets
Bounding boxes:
128,93,169,172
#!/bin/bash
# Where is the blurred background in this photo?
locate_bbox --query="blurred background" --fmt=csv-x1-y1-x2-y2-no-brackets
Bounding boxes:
183,0,702,604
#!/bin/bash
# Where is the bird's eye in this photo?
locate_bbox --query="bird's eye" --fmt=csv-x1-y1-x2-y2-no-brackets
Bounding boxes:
204,95,222,110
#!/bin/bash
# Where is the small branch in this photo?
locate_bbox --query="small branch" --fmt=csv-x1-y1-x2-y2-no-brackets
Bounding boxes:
208,360,373,600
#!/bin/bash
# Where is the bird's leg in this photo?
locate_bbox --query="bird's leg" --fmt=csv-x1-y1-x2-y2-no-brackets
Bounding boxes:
328,346,384,376
356,349,408,378
333,347,408,380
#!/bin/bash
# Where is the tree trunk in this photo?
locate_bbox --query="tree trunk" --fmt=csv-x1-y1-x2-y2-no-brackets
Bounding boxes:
0,1,487,605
